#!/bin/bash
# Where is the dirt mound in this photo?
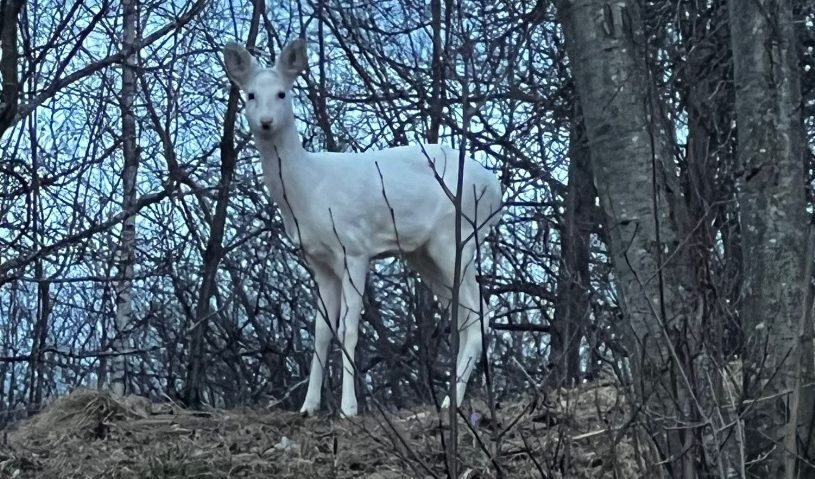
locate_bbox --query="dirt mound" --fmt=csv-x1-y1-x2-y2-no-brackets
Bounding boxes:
0,382,643,478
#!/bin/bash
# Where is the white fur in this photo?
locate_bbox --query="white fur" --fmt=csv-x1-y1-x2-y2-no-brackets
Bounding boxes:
223,39,503,417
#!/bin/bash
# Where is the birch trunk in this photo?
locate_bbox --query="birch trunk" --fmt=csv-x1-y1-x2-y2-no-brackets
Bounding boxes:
111,0,140,396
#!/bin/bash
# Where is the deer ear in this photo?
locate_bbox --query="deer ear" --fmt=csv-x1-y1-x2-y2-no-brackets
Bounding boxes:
223,42,257,88
276,38,308,83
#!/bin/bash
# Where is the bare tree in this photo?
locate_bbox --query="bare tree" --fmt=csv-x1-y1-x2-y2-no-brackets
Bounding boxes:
0,1,812,474
550,102,594,388
110,0,140,396
729,0,812,474
182,0,264,408
0,0,24,137
556,0,723,475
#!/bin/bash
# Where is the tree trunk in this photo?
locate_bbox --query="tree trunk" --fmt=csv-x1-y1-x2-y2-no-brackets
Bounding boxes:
550,104,594,388
0,0,24,138
679,2,743,474
111,0,140,396
556,1,702,475
427,0,445,144
26,71,49,414
27,268,50,413
728,0,811,475
182,0,263,408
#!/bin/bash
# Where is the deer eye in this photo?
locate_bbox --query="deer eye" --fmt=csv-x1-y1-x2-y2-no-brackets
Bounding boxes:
248,93,255,100
277,91,286,99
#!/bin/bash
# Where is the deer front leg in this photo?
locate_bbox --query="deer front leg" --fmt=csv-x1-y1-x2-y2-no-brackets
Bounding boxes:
301,261,340,416
337,256,369,418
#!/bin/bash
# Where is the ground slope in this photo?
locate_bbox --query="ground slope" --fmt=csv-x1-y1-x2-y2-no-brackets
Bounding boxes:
0,381,641,478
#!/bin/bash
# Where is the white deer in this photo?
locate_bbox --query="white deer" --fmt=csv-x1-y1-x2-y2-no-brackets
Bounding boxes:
223,39,503,417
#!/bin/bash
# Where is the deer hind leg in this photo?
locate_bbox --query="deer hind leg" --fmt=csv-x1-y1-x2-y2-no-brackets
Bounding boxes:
301,259,341,416
446,265,490,408
406,250,452,308
414,237,489,409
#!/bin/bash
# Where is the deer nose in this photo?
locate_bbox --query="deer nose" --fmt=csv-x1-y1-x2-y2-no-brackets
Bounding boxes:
260,118,273,130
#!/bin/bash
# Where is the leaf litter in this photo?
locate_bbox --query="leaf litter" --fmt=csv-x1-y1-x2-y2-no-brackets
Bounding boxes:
0,380,645,478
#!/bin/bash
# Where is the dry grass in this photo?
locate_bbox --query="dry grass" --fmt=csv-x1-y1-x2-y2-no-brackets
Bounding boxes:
0,381,644,478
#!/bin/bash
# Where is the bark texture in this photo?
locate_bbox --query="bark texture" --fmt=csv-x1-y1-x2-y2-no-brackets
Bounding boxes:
111,0,140,396
729,0,811,475
557,0,703,475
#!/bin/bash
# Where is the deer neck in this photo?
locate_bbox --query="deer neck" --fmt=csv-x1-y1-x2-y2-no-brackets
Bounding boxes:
254,123,313,234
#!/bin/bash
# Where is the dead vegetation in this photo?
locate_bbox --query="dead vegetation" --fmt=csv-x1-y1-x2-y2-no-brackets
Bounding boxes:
0,380,644,478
